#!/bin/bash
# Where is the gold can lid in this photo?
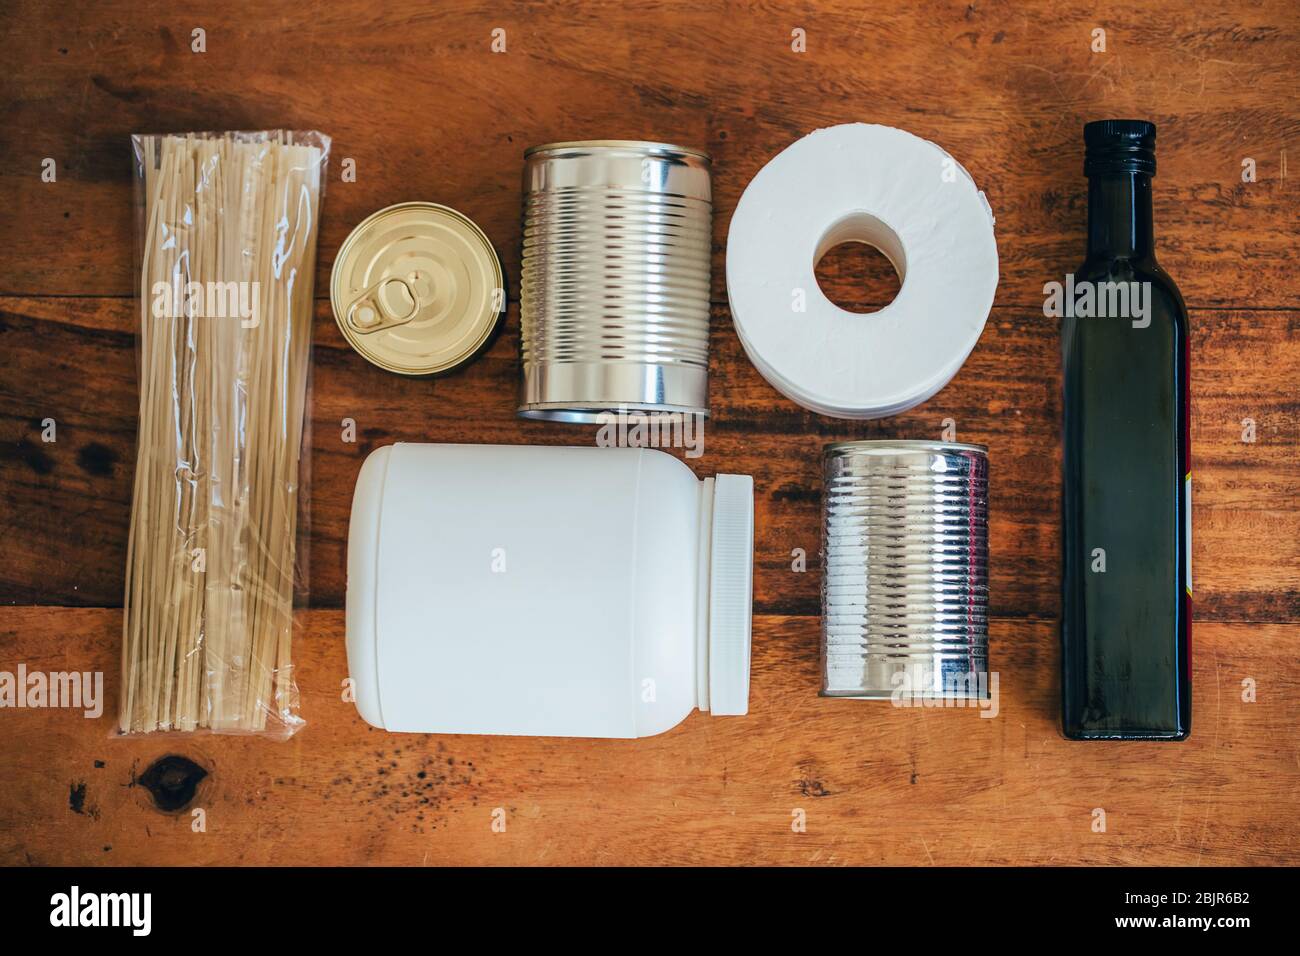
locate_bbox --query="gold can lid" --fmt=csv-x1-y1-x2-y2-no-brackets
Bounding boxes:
330,202,505,376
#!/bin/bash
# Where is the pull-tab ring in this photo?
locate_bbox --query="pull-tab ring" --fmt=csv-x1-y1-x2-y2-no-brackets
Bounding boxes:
346,277,422,334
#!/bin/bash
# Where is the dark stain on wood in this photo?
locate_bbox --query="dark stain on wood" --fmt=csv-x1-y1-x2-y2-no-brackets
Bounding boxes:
7,437,55,476
68,781,87,814
798,778,832,798
363,747,478,834
76,442,117,477
68,779,100,819
137,755,208,813
769,483,820,504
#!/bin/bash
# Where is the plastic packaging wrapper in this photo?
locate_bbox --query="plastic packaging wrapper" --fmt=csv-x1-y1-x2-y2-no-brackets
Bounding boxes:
120,131,329,737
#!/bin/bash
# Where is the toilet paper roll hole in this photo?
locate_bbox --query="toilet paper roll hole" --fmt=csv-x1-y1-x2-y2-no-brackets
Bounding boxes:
812,212,907,315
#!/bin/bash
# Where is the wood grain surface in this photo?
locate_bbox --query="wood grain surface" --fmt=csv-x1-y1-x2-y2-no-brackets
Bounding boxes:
1,0,1297,866
3,607,1297,866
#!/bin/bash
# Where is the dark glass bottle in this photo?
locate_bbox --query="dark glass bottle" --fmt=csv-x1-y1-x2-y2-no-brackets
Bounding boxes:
1060,120,1191,740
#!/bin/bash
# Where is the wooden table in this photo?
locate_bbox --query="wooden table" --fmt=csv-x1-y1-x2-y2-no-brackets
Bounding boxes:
1,0,1296,866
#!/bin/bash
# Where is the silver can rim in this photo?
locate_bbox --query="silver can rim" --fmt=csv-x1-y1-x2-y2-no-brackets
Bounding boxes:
517,402,710,425
524,139,711,162
823,439,989,457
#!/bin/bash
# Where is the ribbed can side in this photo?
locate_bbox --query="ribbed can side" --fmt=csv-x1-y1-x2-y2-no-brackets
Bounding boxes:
519,142,713,421
820,442,991,699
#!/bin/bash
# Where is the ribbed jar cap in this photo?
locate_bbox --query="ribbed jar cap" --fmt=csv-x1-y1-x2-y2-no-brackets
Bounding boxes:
708,474,754,715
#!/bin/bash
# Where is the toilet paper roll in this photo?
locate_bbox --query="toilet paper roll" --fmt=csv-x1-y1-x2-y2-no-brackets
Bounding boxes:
725,124,999,419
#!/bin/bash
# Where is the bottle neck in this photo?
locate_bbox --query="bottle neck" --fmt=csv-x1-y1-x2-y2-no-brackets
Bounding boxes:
1086,172,1154,260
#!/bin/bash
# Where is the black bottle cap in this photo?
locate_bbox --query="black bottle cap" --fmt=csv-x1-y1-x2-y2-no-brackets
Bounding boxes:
1084,119,1156,177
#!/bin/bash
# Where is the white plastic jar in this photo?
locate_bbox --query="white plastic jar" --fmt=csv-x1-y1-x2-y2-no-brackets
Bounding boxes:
346,443,754,738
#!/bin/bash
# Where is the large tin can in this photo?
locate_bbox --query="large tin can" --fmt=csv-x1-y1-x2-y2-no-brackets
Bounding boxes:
821,440,990,699
518,140,712,422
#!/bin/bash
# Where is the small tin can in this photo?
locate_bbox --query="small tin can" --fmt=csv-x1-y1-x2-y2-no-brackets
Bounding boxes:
331,202,505,376
821,440,990,700
518,140,712,422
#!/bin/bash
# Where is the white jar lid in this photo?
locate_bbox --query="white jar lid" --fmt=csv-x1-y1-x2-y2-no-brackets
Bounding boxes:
708,474,755,715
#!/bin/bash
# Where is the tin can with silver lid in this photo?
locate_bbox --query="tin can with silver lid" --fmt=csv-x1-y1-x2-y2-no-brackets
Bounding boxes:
821,440,990,700
518,140,712,422
331,202,505,377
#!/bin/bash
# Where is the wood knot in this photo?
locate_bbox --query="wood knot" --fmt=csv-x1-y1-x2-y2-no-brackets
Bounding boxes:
138,755,208,812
